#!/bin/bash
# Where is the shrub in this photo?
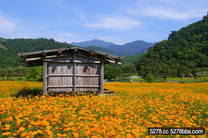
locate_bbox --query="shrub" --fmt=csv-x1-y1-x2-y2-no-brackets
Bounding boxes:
144,73,155,83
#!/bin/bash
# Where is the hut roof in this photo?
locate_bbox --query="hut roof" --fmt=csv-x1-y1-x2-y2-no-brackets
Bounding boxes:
18,47,122,66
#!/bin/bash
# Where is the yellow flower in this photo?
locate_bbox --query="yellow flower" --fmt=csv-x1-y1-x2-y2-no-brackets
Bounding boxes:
18,127,25,133
2,132,11,136
46,126,52,130
21,132,27,137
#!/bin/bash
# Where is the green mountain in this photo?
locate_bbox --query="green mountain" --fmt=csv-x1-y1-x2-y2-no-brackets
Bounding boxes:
71,39,155,57
71,39,115,48
0,38,72,68
107,40,156,57
136,15,208,78
121,52,147,66
85,45,115,55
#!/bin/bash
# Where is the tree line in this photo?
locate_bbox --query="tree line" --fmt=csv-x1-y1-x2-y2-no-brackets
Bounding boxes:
0,64,138,82
0,66,43,81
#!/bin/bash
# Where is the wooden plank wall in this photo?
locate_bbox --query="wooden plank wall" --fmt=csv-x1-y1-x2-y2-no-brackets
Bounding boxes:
44,55,101,94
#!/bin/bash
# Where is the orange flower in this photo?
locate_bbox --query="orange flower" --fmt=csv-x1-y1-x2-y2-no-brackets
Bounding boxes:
0,81,208,136
2,132,11,136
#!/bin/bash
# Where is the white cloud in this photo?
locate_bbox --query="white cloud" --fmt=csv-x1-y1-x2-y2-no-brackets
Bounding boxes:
128,0,208,20
85,16,141,30
0,13,16,33
140,7,205,20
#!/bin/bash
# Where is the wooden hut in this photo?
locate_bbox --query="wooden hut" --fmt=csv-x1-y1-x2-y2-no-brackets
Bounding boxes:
18,47,122,95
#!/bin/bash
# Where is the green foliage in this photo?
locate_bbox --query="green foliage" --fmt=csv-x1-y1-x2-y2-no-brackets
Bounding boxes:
121,54,143,66
104,65,122,80
26,66,43,81
144,73,155,83
0,67,28,80
167,77,208,83
121,64,137,77
136,15,208,78
0,38,72,68
0,66,43,81
104,64,138,81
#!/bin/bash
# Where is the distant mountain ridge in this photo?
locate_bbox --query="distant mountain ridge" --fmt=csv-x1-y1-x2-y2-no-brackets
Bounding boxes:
85,45,115,55
107,40,156,57
71,39,156,57
70,39,115,48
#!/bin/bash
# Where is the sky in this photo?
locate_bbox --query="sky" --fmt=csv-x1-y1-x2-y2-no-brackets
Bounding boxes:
0,0,208,44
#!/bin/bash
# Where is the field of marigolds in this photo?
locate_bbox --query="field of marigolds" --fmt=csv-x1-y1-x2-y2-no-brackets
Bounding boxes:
0,81,208,137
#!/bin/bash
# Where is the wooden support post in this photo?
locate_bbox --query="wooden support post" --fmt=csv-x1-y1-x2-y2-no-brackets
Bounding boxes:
73,53,76,94
43,61,48,95
99,59,104,94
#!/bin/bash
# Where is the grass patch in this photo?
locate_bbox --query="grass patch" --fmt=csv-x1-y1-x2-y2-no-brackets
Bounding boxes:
167,77,208,83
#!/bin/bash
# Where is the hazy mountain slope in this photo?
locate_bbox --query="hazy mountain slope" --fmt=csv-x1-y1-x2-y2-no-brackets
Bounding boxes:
85,45,115,55
71,39,156,57
70,39,115,48
107,40,156,57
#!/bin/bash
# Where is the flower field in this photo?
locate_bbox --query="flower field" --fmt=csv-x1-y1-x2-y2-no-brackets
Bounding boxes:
0,81,208,137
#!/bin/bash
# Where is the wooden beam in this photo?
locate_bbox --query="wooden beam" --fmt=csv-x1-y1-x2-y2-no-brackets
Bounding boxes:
117,57,122,62
76,53,101,61
45,60,100,64
26,57,41,62
47,74,99,77
43,61,48,95
75,60,100,64
76,85,99,88
103,54,108,59
57,49,62,56
42,51,47,57
47,85,73,88
47,85,99,88
90,50,95,56
74,48,78,53
105,59,122,65
21,55,27,61
76,75,99,77
99,59,104,94
73,53,76,94
19,47,121,62
48,74,73,77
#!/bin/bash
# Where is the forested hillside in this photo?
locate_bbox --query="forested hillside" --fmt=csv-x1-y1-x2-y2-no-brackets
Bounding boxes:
0,38,72,68
136,15,208,78
121,53,144,66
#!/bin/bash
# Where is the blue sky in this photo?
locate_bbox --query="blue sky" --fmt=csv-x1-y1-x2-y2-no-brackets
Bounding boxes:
0,0,207,44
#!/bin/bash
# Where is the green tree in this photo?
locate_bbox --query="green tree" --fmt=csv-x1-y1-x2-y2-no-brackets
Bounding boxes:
144,73,155,83
26,66,43,81
104,65,122,80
